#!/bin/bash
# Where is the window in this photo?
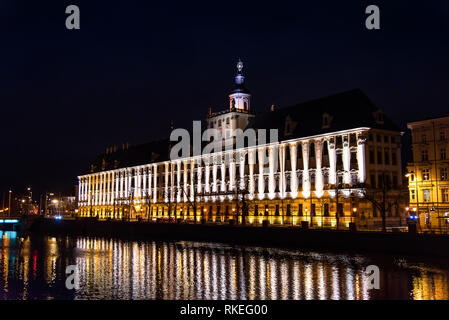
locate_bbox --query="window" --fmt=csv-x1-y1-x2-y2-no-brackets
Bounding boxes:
286,204,291,216
384,149,390,165
377,150,383,164
422,134,427,143
311,204,316,217
391,136,395,144
411,189,416,200
441,148,447,160
226,118,230,125
384,136,389,143
422,150,428,161
376,134,381,142
441,168,448,181
369,150,375,164
393,175,398,188
338,203,344,217
422,169,430,181
392,152,397,165
440,131,446,141
378,174,383,188
264,205,269,216
423,189,431,202
324,203,329,216
254,205,258,216
298,204,303,216
369,134,373,141
370,174,376,187
442,189,449,202
275,205,279,216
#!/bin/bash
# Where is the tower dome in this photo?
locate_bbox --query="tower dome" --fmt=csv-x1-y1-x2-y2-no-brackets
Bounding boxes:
229,59,251,111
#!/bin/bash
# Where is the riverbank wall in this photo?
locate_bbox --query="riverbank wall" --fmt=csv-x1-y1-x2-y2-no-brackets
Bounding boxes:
25,217,449,257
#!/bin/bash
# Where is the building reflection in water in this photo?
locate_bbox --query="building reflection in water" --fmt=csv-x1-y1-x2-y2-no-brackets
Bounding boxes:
0,233,449,300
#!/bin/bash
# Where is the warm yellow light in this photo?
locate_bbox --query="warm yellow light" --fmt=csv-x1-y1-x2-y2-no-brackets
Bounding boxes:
413,208,417,212
406,207,410,211
353,207,357,213
135,205,141,211
51,199,58,204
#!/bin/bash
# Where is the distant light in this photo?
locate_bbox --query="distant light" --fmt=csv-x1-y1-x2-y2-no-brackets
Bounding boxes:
54,216,62,220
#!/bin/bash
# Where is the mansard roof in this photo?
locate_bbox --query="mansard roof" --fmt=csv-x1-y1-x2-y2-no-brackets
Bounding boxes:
247,89,401,140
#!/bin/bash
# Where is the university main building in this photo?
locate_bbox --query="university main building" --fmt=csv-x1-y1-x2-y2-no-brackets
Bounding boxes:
77,61,406,229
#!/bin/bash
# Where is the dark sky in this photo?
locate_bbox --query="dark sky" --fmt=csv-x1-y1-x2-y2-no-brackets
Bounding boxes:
0,0,448,198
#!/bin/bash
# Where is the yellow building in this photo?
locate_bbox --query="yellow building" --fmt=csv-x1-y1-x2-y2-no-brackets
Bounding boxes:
407,116,449,232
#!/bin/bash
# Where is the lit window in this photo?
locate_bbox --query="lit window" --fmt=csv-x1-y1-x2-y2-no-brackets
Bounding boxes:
441,168,448,181
442,189,449,202
441,148,447,160
411,189,416,200
423,189,431,202
422,169,430,181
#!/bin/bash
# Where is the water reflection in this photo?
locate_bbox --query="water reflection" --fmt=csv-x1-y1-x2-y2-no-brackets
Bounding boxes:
0,232,448,300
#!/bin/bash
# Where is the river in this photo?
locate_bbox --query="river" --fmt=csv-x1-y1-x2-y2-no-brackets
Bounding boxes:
0,230,448,300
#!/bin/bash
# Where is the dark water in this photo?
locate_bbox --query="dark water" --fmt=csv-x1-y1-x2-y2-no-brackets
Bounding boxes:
1,230,449,300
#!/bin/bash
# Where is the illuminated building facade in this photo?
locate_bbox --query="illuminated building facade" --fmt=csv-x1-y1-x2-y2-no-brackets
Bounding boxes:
77,61,406,229
406,116,449,231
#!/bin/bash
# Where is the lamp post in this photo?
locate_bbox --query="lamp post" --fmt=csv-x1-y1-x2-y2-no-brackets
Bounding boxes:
8,190,12,218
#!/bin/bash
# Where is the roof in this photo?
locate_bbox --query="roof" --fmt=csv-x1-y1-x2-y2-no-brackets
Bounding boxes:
247,89,401,140
85,89,400,174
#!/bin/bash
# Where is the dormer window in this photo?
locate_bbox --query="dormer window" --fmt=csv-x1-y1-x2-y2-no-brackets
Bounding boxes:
284,115,297,137
374,110,384,124
322,113,332,129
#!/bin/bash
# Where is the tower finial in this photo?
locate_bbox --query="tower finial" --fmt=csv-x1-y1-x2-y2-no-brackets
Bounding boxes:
237,59,243,73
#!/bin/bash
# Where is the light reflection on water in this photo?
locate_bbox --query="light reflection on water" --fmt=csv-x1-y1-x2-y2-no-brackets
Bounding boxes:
0,233,449,300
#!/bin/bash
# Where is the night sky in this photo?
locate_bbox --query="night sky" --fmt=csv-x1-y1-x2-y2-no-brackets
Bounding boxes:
1,1,448,198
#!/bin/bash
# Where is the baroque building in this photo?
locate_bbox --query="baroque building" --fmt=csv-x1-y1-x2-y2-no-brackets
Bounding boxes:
77,61,406,229
406,116,449,232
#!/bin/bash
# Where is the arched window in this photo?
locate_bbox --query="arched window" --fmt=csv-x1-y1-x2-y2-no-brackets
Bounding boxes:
244,101,247,110
232,99,236,109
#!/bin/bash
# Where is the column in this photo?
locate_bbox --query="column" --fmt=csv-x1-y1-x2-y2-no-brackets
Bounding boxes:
183,161,188,202
343,135,351,185
357,133,367,184
171,162,176,202
87,175,92,206
128,170,132,200
115,171,119,203
147,166,152,202
190,160,195,201
205,157,210,195
124,170,129,200
258,147,265,200
99,173,103,205
302,142,311,199
153,164,158,203
142,167,147,200
134,168,139,198
327,137,337,185
289,142,298,199
220,155,226,202
229,153,236,192
268,145,277,199
78,178,82,204
212,156,218,194
177,161,181,202
197,161,202,195
315,140,324,198
248,149,255,199
120,170,124,199
279,144,286,199
239,150,246,190
164,163,169,202
106,172,110,205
